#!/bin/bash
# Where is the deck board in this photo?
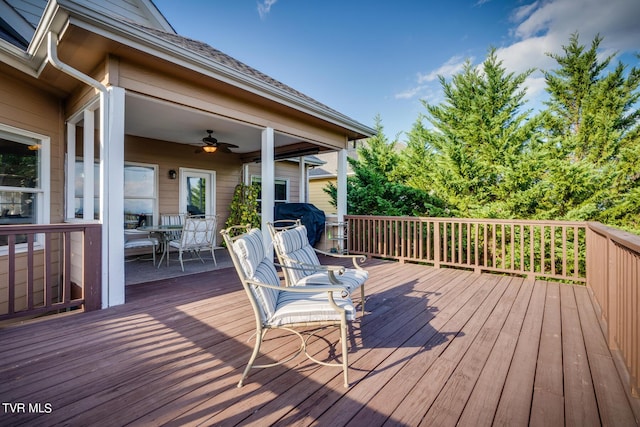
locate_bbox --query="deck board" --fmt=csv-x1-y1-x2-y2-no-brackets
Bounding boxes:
0,257,638,426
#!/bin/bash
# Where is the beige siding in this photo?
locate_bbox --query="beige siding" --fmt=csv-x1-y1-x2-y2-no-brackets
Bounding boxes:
0,70,65,314
309,177,337,215
247,161,303,204
117,60,348,150
124,135,243,226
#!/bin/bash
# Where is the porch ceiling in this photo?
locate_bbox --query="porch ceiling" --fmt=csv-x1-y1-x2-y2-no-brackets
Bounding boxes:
124,94,308,155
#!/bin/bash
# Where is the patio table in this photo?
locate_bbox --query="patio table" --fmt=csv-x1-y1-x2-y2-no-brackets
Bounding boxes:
137,224,183,267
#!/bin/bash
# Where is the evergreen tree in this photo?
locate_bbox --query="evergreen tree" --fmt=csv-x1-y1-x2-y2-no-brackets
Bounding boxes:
404,48,543,218
324,116,448,217
542,34,640,228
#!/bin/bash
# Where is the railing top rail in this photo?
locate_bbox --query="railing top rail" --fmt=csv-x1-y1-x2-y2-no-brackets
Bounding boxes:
345,215,586,227
587,221,640,254
0,223,102,234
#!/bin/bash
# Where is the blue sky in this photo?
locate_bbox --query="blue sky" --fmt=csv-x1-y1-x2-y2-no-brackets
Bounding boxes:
152,0,640,141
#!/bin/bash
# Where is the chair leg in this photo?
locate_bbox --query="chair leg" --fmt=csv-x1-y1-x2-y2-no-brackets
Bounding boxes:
238,329,265,388
360,286,365,315
341,316,349,388
179,249,185,272
212,248,217,267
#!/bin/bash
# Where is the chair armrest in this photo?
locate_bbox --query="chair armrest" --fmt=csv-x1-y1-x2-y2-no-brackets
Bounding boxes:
277,259,346,285
313,248,367,270
245,278,349,297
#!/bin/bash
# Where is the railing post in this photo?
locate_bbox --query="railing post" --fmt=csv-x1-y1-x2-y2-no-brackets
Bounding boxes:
606,235,617,350
434,220,441,268
84,225,102,311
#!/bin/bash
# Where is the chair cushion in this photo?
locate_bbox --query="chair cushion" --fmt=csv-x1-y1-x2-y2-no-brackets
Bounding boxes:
249,259,281,322
124,237,158,249
273,225,312,254
269,290,355,326
295,268,368,293
232,228,265,278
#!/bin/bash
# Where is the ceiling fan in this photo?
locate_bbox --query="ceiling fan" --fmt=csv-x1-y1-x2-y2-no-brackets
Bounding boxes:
195,130,239,154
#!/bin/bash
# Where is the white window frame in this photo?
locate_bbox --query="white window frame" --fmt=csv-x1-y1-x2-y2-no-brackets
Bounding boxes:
0,124,50,254
251,175,290,207
124,162,159,226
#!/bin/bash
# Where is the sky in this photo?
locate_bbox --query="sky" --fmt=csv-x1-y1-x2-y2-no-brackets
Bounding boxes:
152,0,640,141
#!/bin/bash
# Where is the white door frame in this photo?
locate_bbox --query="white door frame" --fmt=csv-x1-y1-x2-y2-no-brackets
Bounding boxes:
179,168,216,216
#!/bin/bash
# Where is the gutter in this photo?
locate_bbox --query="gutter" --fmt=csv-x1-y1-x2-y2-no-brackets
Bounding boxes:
46,31,107,93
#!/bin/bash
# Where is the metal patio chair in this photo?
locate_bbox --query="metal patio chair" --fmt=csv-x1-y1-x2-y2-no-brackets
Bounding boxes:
267,220,368,314
221,225,355,388
167,215,221,271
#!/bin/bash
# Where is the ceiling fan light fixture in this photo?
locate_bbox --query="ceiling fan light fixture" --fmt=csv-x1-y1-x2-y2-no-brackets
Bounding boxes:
202,145,217,153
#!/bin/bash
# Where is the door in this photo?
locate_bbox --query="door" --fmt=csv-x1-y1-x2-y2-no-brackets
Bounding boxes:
179,168,216,216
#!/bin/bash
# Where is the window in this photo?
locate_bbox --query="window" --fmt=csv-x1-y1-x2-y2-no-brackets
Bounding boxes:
74,161,99,219
251,176,289,212
0,125,49,246
124,163,158,228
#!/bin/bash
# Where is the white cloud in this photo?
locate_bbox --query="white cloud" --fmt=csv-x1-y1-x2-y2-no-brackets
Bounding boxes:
507,0,640,69
257,0,278,20
395,56,469,100
399,0,640,107
417,55,468,83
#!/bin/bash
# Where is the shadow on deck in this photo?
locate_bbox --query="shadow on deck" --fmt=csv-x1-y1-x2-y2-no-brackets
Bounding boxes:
1,257,638,426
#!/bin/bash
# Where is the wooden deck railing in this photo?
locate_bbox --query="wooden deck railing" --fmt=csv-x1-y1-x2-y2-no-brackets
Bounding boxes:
586,222,640,398
346,215,586,282
346,215,639,397
0,223,102,321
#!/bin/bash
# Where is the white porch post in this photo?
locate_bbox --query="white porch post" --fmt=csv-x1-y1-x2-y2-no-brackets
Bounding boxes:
337,148,347,224
82,109,94,221
65,122,76,219
261,127,275,249
299,157,306,203
101,87,125,307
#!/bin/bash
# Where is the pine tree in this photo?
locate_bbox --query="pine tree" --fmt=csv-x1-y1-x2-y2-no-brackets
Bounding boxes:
406,48,543,218
324,116,447,216
542,34,640,228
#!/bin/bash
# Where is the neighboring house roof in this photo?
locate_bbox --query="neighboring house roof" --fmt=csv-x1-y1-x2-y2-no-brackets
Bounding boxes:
279,155,326,167
308,142,362,179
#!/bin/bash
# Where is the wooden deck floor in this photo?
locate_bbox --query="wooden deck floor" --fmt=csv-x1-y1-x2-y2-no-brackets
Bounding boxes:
1,258,638,426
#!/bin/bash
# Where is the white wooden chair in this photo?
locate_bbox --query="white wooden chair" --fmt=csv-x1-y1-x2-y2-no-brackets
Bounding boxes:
221,225,355,388
167,215,221,271
267,220,368,314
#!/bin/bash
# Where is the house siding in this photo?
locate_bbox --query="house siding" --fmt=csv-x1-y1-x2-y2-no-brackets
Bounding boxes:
0,69,65,313
124,135,242,225
247,162,302,204
309,176,336,215
115,59,348,150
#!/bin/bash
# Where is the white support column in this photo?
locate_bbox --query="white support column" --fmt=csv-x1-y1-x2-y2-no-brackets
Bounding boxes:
261,127,275,250
65,122,76,219
337,148,347,224
299,157,306,203
101,87,125,308
83,109,94,221
242,163,250,186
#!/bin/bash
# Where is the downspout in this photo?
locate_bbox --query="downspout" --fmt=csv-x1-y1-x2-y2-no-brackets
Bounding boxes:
46,31,114,308
46,32,108,93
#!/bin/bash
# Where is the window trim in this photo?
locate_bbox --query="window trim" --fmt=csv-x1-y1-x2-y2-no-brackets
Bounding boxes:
124,161,159,226
251,175,290,204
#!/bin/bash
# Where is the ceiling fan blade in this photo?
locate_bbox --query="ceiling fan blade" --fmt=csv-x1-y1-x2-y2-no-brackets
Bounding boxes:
219,142,239,149
194,147,204,153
